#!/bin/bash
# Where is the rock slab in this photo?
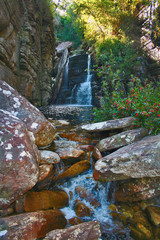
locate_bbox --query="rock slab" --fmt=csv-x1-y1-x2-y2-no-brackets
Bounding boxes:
80,117,134,132
96,128,148,152
94,134,160,182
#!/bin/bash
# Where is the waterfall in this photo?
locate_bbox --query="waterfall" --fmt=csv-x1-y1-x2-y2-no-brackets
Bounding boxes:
75,55,92,105
63,57,69,89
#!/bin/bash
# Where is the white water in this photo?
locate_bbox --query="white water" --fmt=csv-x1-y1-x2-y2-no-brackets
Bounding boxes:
60,170,113,226
75,55,92,105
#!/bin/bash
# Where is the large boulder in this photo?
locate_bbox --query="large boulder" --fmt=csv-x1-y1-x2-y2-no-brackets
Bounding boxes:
94,134,160,182
0,209,67,240
44,221,101,240
96,128,147,152
0,110,39,209
0,80,56,147
80,117,134,132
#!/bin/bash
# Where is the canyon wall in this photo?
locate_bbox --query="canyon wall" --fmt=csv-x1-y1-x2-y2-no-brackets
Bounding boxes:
0,0,55,106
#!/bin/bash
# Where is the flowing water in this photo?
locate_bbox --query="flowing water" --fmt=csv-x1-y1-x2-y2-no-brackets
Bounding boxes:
75,55,92,105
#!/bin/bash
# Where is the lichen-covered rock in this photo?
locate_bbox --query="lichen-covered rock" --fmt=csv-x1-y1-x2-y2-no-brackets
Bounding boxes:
39,150,60,165
0,209,67,240
94,134,160,182
96,128,148,152
52,160,91,184
44,221,101,240
0,110,39,209
80,117,134,132
0,81,57,147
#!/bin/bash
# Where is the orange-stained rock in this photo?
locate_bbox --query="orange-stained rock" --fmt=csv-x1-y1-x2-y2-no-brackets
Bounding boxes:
52,160,91,184
75,186,101,208
74,200,93,217
59,132,90,144
16,190,69,213
56,147,85,165
44,221,101,240
69,217,83,226
92,147,102,161
38,165,53,182
0,209,67,240
79,145,94,151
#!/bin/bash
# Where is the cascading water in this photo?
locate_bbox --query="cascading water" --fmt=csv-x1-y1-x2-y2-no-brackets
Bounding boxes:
74,55,92,105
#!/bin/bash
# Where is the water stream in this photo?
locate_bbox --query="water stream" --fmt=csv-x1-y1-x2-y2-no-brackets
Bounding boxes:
75,55,92,105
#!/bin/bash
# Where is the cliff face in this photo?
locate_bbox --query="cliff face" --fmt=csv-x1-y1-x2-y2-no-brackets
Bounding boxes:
0,0,55,106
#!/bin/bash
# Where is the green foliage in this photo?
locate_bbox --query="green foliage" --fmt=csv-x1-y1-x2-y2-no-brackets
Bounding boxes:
55,6,83,48
93,76,160,135
94,38,142,93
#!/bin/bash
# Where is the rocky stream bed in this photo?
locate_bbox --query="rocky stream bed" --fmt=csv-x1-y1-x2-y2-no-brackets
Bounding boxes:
0,80,160,240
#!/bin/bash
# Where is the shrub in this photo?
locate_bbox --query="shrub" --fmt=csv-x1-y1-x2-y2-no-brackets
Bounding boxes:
93,76,160,135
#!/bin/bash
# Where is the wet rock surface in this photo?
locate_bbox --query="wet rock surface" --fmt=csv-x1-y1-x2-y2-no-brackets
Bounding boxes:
52,160,91,184
44,221,101,240
55,147,85,165
0,81,57,147
0,110,39,209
